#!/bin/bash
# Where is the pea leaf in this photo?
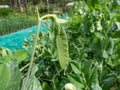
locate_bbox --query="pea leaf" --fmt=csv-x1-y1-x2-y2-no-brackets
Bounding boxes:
12,50,29,62
70,60,81,74
0,64,11,89
67,74,84,89
21,64,42,90
42,82,52,90
91,82,102,90
0,62,21,90
5,61,21,90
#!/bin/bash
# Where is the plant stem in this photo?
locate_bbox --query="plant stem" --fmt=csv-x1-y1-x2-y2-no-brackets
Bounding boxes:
22,8,41,90
23,12,59,89
27,20,41,77
24,21,41,89
26,14,58,77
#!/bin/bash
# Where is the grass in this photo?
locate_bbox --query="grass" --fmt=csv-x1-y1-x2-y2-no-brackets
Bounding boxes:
0,13,37,35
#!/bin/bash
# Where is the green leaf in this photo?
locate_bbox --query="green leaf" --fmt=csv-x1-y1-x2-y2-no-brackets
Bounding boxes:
0,64,11,89
111,22,120,31
70,60,81,74
0,62,21,90
106,38,114,55
115,14,120,22
82,60,93,74
115,0,120,6
111,30,120,38
102,50,108,58
91,82,102,90
21,64,42,90
103,73,117,87
67,74,84,89
6,61,21,90
86,0,101,10
0,55,12,63
92,0,101,10
42,82,52,90
12,50,29,62
89,67,98,84
0,50,29,63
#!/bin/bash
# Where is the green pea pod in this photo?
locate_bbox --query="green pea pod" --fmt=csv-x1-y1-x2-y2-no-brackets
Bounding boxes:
56,24,70,71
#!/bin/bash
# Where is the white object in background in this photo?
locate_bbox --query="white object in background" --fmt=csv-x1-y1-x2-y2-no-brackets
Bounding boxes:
65,83,76,90
0,5,9,8
66,2,74,7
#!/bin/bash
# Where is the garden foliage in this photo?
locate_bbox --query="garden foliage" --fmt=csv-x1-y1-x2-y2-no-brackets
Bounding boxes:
0,0,120,90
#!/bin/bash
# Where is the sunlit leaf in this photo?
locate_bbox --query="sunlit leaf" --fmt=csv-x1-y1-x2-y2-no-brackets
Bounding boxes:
0,64,11,89
6,61,21,90
91,82,102,90
0,62,21,90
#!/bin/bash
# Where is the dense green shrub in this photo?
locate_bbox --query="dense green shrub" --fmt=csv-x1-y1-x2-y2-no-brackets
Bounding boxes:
0,13,37,35
0,8,12,17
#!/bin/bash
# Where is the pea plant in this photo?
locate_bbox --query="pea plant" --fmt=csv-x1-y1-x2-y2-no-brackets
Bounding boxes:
0,9,70,90
0,0,120,90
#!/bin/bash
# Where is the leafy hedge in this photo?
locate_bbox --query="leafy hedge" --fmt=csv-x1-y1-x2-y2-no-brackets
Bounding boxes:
0,13,37,35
